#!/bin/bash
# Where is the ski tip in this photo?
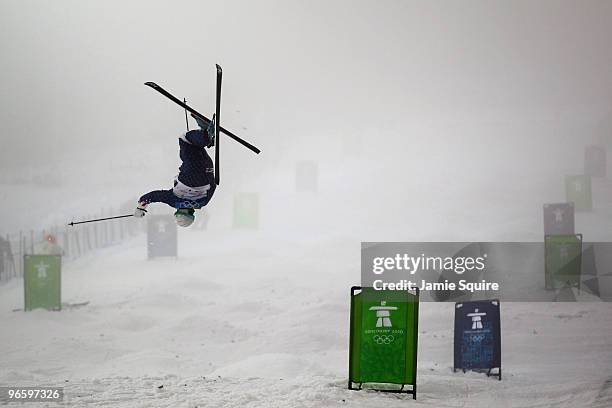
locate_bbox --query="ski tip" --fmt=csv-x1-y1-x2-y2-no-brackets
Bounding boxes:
216,64,222,73
144,81,157,87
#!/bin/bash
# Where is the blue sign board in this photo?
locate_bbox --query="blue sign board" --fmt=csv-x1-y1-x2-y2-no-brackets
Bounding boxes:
454,299,501,380
147,214,178,259
543,203,575,236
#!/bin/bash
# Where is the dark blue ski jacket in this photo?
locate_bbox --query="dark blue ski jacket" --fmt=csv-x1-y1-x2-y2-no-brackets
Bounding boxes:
139,130,216,209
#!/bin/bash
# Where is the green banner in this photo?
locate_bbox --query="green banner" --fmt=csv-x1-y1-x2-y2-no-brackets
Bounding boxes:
349,287,419,394
545,234,582,290
233,193,259,229
565,175,592,211
24,255,61,311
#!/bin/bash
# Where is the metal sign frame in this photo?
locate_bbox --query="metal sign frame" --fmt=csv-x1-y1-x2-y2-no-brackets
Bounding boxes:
453,299,501,380
24,254,62,311
348,286,420,399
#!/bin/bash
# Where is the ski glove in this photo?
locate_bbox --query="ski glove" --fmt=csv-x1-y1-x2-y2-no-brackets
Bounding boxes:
191,113,216,139
134,206,147,218
191,113,210,130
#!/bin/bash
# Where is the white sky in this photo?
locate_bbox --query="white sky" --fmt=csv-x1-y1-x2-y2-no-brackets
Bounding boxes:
0,1,611,235
1,0,611,169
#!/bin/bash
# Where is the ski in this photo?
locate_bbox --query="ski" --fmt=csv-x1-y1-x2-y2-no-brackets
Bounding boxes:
183,98,189,131
215,64,222,185
144,81,261,154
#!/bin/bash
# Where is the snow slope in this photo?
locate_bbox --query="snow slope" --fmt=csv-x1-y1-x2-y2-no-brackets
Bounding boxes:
1,123,611,407
1,225,611,407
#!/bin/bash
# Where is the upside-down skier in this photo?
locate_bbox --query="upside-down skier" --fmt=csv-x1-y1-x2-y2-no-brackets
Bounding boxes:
66,66,261,229
134,114,217,228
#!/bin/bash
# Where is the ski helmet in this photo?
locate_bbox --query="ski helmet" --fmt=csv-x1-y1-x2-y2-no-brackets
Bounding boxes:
174,208,195,228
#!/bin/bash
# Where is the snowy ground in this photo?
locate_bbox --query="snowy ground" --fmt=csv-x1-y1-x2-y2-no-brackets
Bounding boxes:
1,224,611,407
2,1,612,405
1,123,611,407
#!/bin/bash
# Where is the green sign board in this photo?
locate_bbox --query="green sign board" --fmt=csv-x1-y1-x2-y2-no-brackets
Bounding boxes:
349,287,419,399
233,193,259,229
545,234,582,290
565,175,592,211
24,255,61,311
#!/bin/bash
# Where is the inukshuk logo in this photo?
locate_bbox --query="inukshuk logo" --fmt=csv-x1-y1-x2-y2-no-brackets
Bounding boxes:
369,301,397,328
366,301,401,346
467,308,486,330
35,261,49,279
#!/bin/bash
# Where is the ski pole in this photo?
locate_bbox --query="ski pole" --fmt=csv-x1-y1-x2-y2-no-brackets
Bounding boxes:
68,214,134,226
184,98,189,131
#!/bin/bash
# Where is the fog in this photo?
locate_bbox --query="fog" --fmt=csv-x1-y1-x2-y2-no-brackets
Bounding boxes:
1,3,612,405
0,0,611,234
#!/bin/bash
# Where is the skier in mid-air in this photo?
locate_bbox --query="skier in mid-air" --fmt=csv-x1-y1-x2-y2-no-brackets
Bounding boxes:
134,114,216,227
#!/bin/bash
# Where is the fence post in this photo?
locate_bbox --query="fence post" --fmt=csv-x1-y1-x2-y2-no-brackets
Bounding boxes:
104,208,109,246
99,210,104,247
109,207,114,243
94,213,99,249
75,227,81,257
85,216,92,252
119,212,124,240
18,231,23,278
105,208,110,246
8,234,16,279
63,227,70,258
100,208,105,246
21,235,26,277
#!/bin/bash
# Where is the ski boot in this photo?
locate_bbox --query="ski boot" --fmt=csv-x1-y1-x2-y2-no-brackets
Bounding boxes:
191,113,215,148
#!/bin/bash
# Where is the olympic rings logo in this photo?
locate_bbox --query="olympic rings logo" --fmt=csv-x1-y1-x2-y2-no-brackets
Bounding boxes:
373,335,395,345
470,334,485,342
177,200,201,209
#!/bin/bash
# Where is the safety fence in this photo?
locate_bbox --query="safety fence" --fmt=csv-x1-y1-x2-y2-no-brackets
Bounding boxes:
0,205,143,283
